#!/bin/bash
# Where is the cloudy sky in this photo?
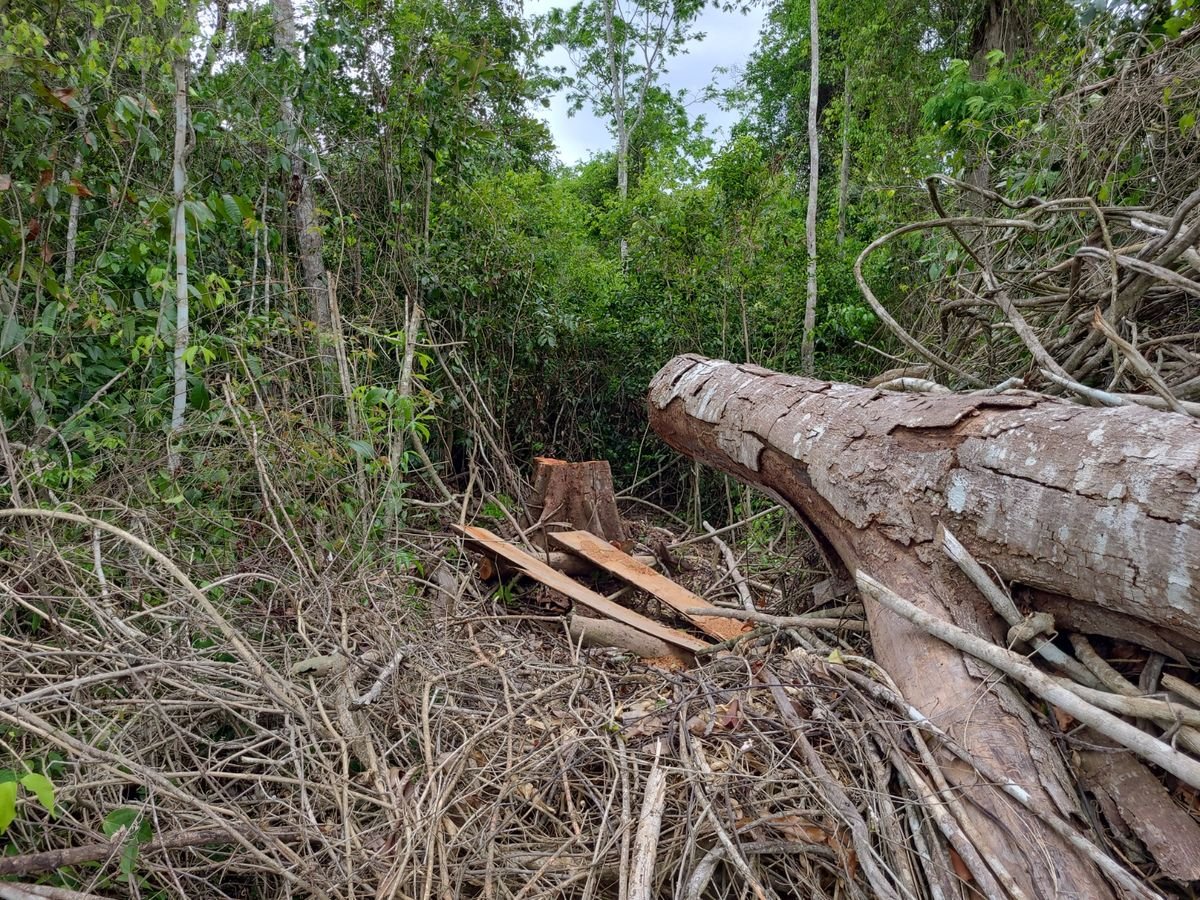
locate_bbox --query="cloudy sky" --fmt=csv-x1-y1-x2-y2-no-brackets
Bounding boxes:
523,0,768,164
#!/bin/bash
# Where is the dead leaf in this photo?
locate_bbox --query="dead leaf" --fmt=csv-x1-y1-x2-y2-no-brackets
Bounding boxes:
1052,706,1074,731
769,815,829,844
67,179,93,198
0,174,10,191
949,847,973,883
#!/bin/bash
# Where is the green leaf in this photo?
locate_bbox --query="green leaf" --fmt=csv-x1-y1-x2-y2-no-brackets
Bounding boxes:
0,780,17,833
346,438,375,459
1181,112,1196,134
18,772,56,816
102,806,139,837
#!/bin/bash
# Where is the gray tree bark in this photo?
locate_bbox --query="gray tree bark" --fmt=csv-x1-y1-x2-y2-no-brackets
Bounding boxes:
801,0,819,374
167,48,191,474
271,0,331,334
648,354,1200,898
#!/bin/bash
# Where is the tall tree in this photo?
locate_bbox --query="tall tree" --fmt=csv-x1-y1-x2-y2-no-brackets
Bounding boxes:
800,0,819,374
167,28,191,474
271,0,332,335
543,0,703,256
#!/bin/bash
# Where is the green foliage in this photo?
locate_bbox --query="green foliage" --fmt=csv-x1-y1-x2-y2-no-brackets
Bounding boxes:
0,765,58,834
922,53,1033,151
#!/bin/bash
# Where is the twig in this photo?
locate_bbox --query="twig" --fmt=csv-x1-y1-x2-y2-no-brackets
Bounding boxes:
668,505,780,549
1090,307,1191,415
351,649,406,707
684,607,867,632
857,570,1200,790
1053,677,1200,727
702,520,754,612
937,525,1101,687
0,826,310,877
626,740,668,900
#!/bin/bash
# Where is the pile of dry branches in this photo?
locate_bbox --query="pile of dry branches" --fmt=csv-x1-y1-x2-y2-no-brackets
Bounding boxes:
857,177,1200,411
855,31,1200,409
0,506,979,900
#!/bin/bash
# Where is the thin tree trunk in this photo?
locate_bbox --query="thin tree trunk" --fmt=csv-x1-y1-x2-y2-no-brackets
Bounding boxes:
836,63,850,245
64,104,88,287
801,0,819,374
167,50,191,475
603,0,630,262
271,0,332,336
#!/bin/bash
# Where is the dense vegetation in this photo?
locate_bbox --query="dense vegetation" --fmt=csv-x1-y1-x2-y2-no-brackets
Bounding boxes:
1,0,1197,552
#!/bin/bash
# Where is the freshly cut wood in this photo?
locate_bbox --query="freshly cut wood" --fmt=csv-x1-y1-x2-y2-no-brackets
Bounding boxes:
526,458,628,548
453,524,709,654
551,530,750,642
644,353,1200,898
477,549,656,581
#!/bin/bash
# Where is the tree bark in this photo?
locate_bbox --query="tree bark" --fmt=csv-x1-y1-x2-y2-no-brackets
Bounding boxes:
167,48,191,475
836,62,850,245
525,457,628,548
647,354,1200,898
271,0,332,334
801,0,819,374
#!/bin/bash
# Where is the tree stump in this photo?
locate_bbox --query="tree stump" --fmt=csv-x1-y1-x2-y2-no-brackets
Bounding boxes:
525,457,628,549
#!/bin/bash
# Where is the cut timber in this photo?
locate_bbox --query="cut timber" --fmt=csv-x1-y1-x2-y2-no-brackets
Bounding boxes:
477,550,657,581
453,524,709,655
526,458,628,548
551,530,750,642
645,354,1200,899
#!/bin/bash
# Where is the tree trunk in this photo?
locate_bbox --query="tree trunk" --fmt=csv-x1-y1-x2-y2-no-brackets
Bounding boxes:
836,62,850,245
801,0,819,374
167,49,191,475
525,457,628,549
271,0,332,334
647,354,1200,898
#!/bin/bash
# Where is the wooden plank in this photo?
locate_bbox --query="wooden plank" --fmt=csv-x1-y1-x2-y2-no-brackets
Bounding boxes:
550,530,750,642
452,525,710,653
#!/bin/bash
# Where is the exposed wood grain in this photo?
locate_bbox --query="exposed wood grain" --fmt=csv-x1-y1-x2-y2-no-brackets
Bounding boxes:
550,530,750,642
452,524,709,654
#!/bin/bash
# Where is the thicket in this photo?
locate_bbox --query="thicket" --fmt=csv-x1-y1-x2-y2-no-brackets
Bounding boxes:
3,0,1200,893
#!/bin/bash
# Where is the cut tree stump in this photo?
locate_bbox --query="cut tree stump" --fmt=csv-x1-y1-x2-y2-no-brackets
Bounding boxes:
551,530,750,642
526,457,628,548
647,353,1200,899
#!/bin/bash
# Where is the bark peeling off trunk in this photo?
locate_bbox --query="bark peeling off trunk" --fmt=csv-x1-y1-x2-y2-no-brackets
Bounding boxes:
647,354,1200,898
649,354,1200,642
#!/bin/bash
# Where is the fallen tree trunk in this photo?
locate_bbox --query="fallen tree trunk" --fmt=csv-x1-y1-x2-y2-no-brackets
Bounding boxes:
648,354,1200,899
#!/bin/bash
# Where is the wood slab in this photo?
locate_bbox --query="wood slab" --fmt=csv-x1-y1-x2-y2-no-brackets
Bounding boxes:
452,524,710,654
550,530,750,642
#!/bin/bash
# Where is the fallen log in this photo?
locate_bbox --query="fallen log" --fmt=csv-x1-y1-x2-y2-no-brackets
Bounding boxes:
647,354,1200,898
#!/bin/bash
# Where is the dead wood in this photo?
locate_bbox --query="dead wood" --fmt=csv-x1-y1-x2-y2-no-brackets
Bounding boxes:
567,614,692,664
646,354,1200,898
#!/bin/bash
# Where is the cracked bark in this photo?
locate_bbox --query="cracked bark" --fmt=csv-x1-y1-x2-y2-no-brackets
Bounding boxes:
648,354,1200,899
